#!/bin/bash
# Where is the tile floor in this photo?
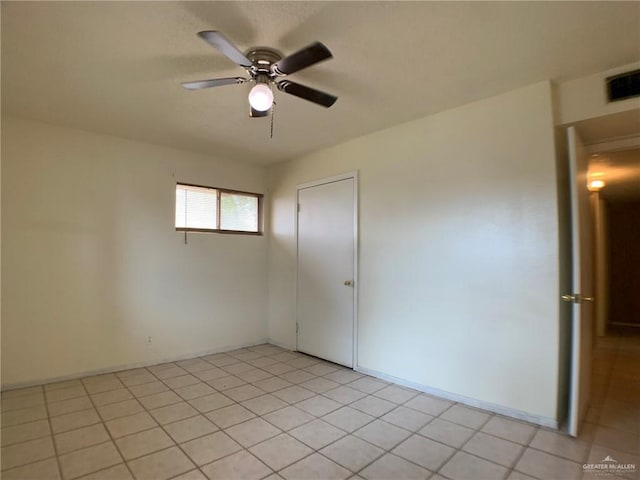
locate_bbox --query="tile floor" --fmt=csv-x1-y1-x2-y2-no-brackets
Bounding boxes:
1,338,638,480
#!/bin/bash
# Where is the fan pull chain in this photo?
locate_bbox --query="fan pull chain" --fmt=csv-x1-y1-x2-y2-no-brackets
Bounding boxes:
270,101,276,139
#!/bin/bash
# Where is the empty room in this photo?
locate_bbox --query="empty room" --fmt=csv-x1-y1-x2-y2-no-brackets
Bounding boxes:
1,2,639,480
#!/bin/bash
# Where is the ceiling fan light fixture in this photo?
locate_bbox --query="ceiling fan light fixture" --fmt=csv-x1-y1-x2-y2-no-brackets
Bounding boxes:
248,83,273,111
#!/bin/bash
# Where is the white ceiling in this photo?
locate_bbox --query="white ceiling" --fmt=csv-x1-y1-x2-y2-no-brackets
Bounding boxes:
2,1,639,165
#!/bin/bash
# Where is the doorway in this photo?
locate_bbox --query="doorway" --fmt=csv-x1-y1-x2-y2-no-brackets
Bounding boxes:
296,172,358,367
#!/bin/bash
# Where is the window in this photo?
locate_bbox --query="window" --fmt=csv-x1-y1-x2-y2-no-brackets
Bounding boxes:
175,183,262,234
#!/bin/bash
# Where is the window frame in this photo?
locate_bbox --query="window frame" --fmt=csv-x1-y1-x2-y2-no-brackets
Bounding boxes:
175,182,263,236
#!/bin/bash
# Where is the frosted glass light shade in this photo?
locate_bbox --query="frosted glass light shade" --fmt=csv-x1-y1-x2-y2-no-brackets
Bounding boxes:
248,84,274,111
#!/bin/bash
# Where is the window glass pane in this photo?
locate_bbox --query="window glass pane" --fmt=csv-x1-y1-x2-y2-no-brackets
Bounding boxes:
176,184,217,229
220,192,259,232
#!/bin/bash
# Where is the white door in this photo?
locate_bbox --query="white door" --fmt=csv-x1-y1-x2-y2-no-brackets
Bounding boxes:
566,126,594,437
297,175,356,367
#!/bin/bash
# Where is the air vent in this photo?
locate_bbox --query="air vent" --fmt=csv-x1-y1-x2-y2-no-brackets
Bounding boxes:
606,69,640,102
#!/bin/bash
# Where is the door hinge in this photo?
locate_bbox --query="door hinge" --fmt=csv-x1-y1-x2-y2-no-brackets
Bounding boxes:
296,323,299,333
297,203,300,213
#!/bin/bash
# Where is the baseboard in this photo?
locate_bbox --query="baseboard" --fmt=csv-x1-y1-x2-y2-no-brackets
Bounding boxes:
354,364,559,429
267,338,296,351
1,338,269,392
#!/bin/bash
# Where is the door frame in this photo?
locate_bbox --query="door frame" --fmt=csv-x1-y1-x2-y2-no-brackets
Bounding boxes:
294,171,359,368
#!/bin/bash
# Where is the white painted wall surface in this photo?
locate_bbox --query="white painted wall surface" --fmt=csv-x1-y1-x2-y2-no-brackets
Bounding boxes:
1,116,268,387
268,81,562,421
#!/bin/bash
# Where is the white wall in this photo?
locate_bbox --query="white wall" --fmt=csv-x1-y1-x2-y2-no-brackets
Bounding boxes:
268,81,562,422
1,116,268,387
556,62,640,125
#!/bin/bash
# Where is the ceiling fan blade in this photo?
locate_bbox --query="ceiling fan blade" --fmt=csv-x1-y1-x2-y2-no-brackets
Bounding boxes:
272,42,332,76
250,107,269,118
277,80,337,108
181,77,247,90
197,31,253,67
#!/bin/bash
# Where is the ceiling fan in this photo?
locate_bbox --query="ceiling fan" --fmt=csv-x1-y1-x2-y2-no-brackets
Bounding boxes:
182,31,338,117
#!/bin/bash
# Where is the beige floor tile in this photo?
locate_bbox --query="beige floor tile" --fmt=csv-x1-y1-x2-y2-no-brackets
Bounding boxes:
481,416,537,445
249,433,313,471
193,367,228,382
97,399,144,421
321,434,384,472
223,362,256,375
348,377,388,394
251,375,294,393
55,424,111,454
127,446,195,480
176,359,212,373
225,417,282,447
323,386,368,404
241,394,289,416
149,401,199,425
289,418,347,450
78,463,134,480
104,411,157,438
440,404,491,429
90,389,133,407
403,395,453,416
137,390,182,410
51,409,101,434
225,384,267,402
175,382,216,401
59,441,122,479
381,406,434,432
147,364,188,380
349,396,396,417
46,387,87,404
2,405,48,427
439,451,508,480
171,469,207,480
163,374,201,389
163,415,218,443
353,419,411,450
248,356,282,368
359,453,431,480
127,381,169,398
300,377,340,394
261,362,297,376
263,405,315,431
45,381,82,392
392,434,455,471
83,377,125,395
529,428,590,463
1,386,43,399
281,453,350,480
188,392,235,413
202,353,237,367
288,357,320,369
181,431,242,466
295,395,342,417
372,386,419,405
235,368,274,383
592,424,640,454
515,447,583,480
462,431,523,467
1,392,45,411
49,397,94,417
201,450,273,480
322,406,375,433
1,419,51,446
304,363,340,376
116,427,174,460
117,372,156,387
418,418,474,448
323,370,363,385
1,435,56,470
2,457,61,480
206,404,256,429
206,375,247,391
279,370,317,384
505,471,537,480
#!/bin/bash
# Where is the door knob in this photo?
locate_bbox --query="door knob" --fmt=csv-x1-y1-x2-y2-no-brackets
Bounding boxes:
344,280,353,286
562,294,594,304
